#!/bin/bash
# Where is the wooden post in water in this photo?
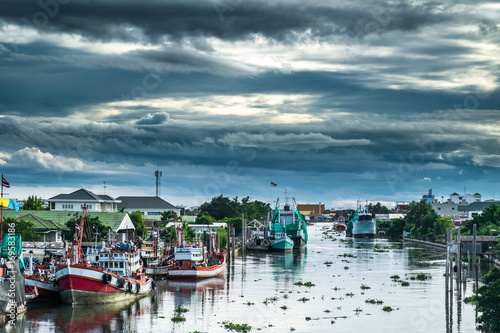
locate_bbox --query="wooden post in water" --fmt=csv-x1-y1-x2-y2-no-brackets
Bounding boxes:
226,224,231,264
445,227,451,292
457,228,462,298
472,224,478,290
242,213,246,255
449,227,453,296
231,227,236,259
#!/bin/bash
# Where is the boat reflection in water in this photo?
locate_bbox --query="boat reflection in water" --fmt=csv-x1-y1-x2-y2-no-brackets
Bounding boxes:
56,295,153,333
166,277,225,294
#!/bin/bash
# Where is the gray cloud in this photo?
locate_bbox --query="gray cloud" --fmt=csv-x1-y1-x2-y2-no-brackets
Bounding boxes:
136,111,170,125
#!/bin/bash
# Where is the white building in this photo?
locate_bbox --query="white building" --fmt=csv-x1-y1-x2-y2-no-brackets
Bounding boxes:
48,189,121,213
116,196,182,218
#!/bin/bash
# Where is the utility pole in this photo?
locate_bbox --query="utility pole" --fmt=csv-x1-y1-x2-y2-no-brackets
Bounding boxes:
155,169,162,197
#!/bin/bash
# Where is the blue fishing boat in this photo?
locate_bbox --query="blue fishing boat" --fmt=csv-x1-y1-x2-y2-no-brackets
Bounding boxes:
270,192,308,250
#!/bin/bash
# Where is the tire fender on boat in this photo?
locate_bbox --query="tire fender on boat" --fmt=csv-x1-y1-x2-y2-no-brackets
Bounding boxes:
135,283,141,294
103,273,112,284
53,279,57,287
117,277,125,288
127,282,132,293
151,280,156,290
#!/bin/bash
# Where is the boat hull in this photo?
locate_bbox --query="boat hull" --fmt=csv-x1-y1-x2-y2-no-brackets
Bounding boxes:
55,265,152,305
145,265,169,277
25,277,59,298
290,235,306,250
168,261,226,279
246,244,269,251
352,220,376,238
269,237,294,252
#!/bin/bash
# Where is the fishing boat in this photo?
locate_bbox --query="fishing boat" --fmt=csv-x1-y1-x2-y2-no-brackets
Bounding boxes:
140,233,172,278
168,224,226,279
54,205,154,305
246,220,270,251
24,252,60,298
270,192,308,250
334,216,346,231
352,201,376,238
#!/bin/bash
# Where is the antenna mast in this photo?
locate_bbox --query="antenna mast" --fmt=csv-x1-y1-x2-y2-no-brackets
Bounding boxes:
155,168,162,197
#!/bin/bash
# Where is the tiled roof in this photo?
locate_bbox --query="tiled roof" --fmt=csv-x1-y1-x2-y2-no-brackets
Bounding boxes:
2,210,129,232
116,196,177,210
458,201,500,211
49,189,118,202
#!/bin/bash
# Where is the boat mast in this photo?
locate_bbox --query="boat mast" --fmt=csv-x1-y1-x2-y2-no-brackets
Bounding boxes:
67,204,87,264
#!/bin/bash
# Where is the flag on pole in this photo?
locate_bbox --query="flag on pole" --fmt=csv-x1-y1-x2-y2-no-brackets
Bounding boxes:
75,224,82,231
2,176,10,188
270,181,277,187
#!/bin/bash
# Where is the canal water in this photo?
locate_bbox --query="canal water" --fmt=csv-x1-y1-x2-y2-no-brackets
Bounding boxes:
2,225,485,333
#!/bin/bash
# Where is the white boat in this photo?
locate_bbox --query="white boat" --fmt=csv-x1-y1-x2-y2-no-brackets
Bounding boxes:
352,201,376,238
246,220,270,251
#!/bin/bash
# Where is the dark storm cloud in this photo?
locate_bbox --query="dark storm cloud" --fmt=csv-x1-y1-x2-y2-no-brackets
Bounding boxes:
136,111,170,125
1,0,449,42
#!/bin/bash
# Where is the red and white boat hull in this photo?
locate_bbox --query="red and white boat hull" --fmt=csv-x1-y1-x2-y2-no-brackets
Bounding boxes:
55,265,153,305
168,260,226,279
25,277,59,298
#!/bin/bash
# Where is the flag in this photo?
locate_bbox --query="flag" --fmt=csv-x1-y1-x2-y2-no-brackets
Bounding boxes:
270,181,277,187
75,224,82,231
2,176,10,188
0,198,19,212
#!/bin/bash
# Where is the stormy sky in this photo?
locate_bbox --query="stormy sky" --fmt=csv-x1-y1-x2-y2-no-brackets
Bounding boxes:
1,0,499,209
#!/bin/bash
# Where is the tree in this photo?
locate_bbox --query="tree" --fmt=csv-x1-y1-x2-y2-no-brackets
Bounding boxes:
64,214,108,241
195,214,214,225
464,267,500,332
368,202,389,215
2,217,40,241
161,210,178,222
198,195,239,220
463,204,500,236
160,225,176,243
23,195,43,210
129,211,148,238
386,218,405,239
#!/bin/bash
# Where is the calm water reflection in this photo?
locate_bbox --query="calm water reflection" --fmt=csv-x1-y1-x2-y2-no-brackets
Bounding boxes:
1,225,486,332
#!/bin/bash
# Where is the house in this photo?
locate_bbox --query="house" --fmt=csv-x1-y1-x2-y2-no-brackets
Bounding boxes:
3,210,135,243
458,201,500,222
48,188,121,213
116,196,182,218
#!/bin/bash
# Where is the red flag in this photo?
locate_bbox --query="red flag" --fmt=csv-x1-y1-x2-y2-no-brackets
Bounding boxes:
2,176,10,188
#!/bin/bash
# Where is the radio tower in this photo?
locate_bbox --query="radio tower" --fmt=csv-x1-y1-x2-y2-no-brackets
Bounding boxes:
155,169,162,197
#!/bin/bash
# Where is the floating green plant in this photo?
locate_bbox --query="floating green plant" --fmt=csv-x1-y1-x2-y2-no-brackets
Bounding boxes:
222,321,252,333
298,297,310,302
360,284,371,290
263,297,278,305
344,266,349,270
390,275,400,280
346,292,354,297
382,306,393,312
365,299,384,305
303,281,315,287
401,281,410,287
416,273,431,281
280,305,288,310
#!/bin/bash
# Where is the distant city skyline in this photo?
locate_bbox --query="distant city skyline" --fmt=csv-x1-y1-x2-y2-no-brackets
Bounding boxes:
1,1,499,210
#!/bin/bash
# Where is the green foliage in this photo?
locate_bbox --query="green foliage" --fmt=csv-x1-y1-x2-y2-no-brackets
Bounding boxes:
222,321,252,333
463,204,500,236
2,217,40,241
216,227,227,250
195,214,215,225
23,195,43,210
367,202,389,214
387,200,453,239
387,218,405,239
221,217,242,234
465,267,500,332
198,195,270,221
64,214,107,241
129,211,148,238
160,225,176,243
161,210,177,222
